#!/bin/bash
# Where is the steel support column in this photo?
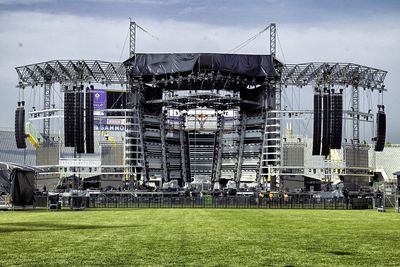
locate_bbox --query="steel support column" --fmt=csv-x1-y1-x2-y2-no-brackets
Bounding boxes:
352,85,360,145
160,112,169,184
235,112,246,183
269,23,276,57
42,75,52,143
129,20,136,59
179,113,187,184
212,112,224,182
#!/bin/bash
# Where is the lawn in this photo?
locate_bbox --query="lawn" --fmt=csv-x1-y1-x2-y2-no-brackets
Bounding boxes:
0,208,399,266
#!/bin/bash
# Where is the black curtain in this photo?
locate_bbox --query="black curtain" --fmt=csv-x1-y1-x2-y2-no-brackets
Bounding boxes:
10,170,35,206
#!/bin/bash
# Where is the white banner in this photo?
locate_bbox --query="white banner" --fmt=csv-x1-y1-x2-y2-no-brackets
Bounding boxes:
60,159,101,167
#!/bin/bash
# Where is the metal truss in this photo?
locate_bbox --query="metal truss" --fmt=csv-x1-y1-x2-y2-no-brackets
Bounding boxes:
269,23,276,57
129,20,137,59
15,60,387,91
146,92,259,110
15,60,127,87
281,62,387,90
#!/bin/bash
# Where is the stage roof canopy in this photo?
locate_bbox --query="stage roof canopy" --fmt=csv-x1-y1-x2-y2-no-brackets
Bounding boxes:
125,53,280,78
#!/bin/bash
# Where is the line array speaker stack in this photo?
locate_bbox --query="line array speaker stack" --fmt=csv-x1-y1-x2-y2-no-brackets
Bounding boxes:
313,91,343,157
321,93,331,156
85,86,94,153
15,104,26,149
64,87,75,147
64,85,96,154
75,86,85,154
330,94,343,149
375,111,386,152
312,94,322,155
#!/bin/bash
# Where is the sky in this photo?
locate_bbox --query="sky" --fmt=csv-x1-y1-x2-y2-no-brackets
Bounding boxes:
0,0,399,142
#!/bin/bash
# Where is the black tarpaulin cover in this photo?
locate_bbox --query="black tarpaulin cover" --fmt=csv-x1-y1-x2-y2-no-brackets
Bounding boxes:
11,170,35,206
127,53,278,77
0,168,11,194
0,162,38,206
82,175,101,189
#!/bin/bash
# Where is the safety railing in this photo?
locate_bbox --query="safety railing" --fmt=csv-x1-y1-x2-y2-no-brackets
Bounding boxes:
33,194,373,210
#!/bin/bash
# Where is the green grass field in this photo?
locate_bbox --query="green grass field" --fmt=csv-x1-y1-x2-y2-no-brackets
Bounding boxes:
0,208,399,266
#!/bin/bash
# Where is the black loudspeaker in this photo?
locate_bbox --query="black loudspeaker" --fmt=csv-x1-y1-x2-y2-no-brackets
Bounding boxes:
64,90,75,147
335,94,343,149
321,93,331,156
85,86,94,153
375,111,386,152
75,87,85,154
15,106,26,149
330,94,343,149
312,94,322,155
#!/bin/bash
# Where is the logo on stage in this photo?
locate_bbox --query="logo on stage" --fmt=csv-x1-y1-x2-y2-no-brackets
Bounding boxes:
197,112,208,129
92,90,106,110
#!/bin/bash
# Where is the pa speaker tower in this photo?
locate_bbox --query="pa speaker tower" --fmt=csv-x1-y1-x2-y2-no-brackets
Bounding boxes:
321,93,331,156
375,111,386,152
312,94,322,155
330,94,343,149
15,105,26,149
64,88,75,147
85,86,94,153
75,86,85,154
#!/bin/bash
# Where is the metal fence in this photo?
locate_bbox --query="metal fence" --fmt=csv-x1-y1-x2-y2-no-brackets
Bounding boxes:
34,194,373,210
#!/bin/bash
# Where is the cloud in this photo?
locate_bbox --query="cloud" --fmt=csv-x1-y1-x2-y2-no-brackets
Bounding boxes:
0,0,52,4
83,0,190,4
0,11,399,142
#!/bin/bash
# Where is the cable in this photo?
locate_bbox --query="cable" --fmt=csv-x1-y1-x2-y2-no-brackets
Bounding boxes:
228,25,270,53
28,87,32,110
277,33,287,63
136,23,160,41
119,28,130,62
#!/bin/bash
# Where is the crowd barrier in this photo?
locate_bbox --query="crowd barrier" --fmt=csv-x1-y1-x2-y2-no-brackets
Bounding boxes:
33,193,373,210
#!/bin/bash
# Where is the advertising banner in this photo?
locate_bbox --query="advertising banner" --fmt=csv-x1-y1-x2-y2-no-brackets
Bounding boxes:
92,90,106,110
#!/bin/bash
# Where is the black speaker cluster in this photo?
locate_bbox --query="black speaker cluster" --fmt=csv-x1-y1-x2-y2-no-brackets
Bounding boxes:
312,89,343,156
15,102,26,149
64,88,75,147
85,86,94,153
312,94,322,155
330,94,343,149
75,89,85,154
374,108,386,152
64,85,94,154
321,94,331,156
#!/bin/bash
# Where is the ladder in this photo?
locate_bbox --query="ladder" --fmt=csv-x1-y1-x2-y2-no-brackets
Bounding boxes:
260,82,282,190
124,102,145,188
